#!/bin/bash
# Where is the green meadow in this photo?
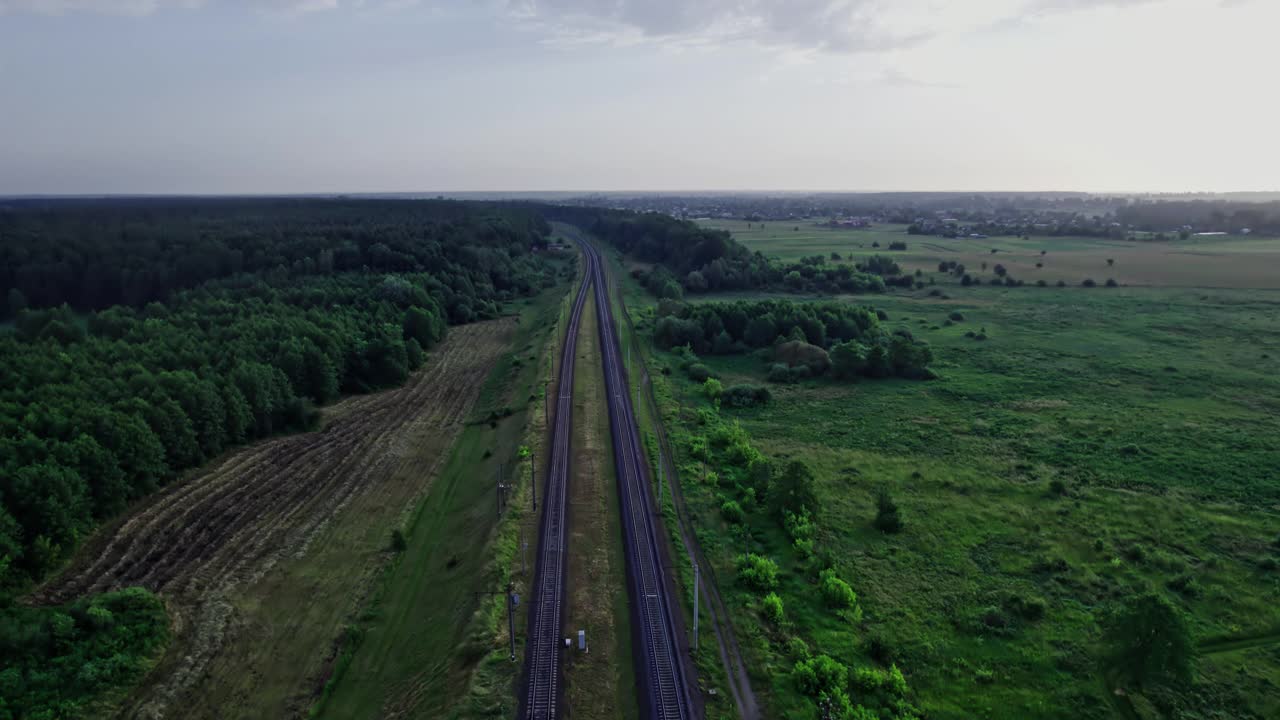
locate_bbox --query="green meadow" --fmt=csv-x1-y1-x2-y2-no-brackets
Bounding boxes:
697,219,1280,290
622,245,1280,719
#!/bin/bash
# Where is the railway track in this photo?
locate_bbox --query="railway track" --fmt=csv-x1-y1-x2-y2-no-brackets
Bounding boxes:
584,239,699,720
519,245,594,720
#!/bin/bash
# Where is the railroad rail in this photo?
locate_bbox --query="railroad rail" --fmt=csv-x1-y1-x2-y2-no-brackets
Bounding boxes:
518,245,594,720
584,239,698,720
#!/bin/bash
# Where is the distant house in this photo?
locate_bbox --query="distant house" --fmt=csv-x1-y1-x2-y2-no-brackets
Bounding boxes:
825,216,871,229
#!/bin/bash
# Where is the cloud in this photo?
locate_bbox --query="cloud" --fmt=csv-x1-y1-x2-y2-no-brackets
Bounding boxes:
0,0,199,14
503,0,937,53
0,0,412,15
881,68,957,89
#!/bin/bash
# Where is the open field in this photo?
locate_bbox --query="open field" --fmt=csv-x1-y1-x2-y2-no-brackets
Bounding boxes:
623,264,1280,718
33,315,521,719
317,283,570,720
698,219,1280,290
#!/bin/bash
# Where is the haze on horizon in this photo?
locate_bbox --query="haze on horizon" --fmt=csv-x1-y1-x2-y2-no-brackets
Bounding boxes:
1,0,1276,196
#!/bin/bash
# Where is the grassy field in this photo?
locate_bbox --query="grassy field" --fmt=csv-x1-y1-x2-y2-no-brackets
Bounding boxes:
619,233,1280,718
698,219,1280,290
316,274,573,719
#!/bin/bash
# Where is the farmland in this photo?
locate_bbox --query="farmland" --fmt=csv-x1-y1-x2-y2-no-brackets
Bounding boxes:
315,281,571,720
698,219,1280,290
617,228,1280,719
33,312,526,719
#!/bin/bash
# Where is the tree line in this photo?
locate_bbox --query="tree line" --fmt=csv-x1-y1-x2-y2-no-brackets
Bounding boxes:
1,198,552,320
542,205,892,297
0,199,558,587
653,299,933,380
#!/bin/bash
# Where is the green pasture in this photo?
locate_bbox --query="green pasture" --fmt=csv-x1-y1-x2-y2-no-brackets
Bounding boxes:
697,219,1280,290
633,278,1280,719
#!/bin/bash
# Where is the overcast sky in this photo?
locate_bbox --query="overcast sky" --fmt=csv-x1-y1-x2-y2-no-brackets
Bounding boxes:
0,0,1275,194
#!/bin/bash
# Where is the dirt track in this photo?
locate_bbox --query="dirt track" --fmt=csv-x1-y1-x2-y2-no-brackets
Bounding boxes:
36,319,515,719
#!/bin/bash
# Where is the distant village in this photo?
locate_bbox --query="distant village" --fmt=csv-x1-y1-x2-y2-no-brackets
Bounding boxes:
562,192,1276,239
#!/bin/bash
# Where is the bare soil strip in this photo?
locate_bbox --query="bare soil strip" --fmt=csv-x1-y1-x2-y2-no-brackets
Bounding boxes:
34,319,515,719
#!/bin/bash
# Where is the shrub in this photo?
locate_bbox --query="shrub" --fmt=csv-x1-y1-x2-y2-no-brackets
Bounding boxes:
867,634,894,665
850,664,911,708
1057,280,1066,287
390,528,408,552
767,363,799,384
1102,593,1193,689
792,654,848,697
1082,278,1097,287
948,311,964,322
721,499,745,524
1048,479,1067,496
874,490,903,533
819,568,858,610
888,240,908,251
786,636,812,661
686,363,712,382
736,553,780,591
1006,594,1047,621
775,340,831,376
702,377,723,401
762,592,785,624
1106,278,1119,287
1166,574,1202,597
722,384,771,408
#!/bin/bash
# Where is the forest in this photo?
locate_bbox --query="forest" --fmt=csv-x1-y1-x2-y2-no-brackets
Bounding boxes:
0,199,558,588
544,205,889,297
0,198,552,319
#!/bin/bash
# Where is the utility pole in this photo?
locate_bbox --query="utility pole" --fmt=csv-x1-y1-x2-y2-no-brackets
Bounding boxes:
506,582,517,662
657,460,664,508
475,585,519,662
520,527,528,575
497,464,506,518
692,557,700,651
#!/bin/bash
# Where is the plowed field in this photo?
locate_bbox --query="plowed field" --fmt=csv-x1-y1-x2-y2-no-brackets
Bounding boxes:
36,318,516,719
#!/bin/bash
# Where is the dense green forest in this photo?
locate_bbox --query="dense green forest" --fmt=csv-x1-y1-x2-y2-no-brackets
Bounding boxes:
0,588,168,719
545,206,890,296
0,199,558,588
0,198,552,319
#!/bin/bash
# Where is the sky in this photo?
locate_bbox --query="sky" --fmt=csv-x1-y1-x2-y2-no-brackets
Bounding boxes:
0,0,1276,194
